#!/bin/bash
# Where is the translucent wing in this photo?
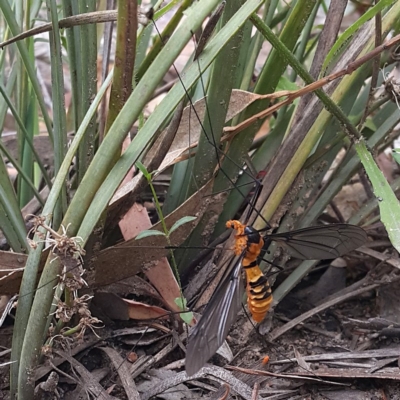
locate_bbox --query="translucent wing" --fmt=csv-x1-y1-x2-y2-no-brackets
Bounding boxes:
185,256,244,376
267,224,367,260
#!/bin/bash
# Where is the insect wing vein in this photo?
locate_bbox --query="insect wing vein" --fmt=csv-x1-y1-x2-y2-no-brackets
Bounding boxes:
269,224,367,260
186,256,244,376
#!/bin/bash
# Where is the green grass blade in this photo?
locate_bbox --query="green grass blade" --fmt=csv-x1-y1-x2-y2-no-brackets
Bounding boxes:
356,139,400,252
0,141,44,206
47,0,68,226
0,82,51,187
0,0,53,141
0,154,26,251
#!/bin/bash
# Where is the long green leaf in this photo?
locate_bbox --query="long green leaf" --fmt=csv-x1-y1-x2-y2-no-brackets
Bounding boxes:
47,0,68,227
356,139,400,252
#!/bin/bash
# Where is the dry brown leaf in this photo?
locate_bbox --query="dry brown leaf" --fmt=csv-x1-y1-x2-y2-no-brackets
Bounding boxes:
118,201,180,315
100,275,165,303
93,292,169,321
93,179,213,288
123,298,169,320
156,89,261,173
293,346,311,371
0,249,49,295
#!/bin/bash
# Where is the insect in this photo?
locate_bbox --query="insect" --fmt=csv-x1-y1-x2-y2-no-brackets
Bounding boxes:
185,220,367,375
140,3,369,378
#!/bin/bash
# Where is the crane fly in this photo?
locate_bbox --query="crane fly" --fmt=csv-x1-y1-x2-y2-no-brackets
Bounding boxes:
185,220,367,376
137,5,369,378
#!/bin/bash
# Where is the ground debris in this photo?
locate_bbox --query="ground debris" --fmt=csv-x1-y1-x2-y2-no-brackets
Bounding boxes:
33,372,59,400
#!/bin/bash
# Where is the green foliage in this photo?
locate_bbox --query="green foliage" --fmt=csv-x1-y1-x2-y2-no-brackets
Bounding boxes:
393,148,400,165
174,297,194,325
356,140,400,253
169,216,197,234
135,229,166,240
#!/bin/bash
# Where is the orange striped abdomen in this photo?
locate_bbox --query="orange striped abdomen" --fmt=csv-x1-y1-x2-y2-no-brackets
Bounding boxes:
244,264,273,322
242,241,273,323
226,220,273,323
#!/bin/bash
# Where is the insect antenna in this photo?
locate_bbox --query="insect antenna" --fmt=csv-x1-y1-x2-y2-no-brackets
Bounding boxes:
141,30,273,276
154,29,266,219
